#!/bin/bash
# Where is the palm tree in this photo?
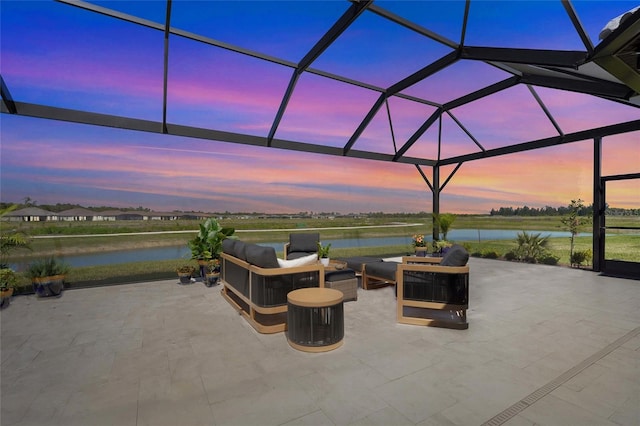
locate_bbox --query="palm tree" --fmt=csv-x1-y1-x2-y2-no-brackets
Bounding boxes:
515,231,549,263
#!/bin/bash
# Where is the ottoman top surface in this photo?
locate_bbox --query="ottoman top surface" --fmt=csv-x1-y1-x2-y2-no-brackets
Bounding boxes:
288,288,343,307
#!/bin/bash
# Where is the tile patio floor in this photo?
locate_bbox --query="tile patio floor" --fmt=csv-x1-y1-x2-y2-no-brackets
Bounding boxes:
1,258,639,426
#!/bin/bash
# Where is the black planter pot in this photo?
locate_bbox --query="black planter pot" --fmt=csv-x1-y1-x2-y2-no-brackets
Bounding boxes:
205,273,220,287
32,276,65,298
177,273,192,284
0,289,13,309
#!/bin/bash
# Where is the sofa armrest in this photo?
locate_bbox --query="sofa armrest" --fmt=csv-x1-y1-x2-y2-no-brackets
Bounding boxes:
399,263,469,275
221,252,250,268
284,242,291,259
248,262,325,281
402,256,443,265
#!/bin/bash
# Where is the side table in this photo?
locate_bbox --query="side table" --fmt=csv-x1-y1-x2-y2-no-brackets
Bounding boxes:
287,288,344,352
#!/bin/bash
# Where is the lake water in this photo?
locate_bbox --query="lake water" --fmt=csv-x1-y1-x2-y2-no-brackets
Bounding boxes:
18,229,576,269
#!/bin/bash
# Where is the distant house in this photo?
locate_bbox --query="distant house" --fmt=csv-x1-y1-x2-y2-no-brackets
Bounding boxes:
117,212,145,221
1,207,213,222
59,208,96,221
92,210,123,221
3,207,59,222
145,211,173,220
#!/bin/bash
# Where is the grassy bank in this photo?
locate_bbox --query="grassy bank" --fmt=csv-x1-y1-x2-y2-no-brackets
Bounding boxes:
6,215,639,291
10,234,639,293
12,215,640,258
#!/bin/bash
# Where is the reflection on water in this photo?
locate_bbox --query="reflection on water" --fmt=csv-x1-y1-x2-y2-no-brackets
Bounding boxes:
15,229,581,269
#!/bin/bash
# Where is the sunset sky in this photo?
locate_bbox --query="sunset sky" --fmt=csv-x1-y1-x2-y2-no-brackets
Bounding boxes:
1,1,638,214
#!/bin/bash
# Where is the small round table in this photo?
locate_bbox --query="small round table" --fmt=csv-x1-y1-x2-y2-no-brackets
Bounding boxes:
287,288,344,352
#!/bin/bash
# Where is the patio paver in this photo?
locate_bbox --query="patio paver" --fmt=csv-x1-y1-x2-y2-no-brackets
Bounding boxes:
1,258,639,425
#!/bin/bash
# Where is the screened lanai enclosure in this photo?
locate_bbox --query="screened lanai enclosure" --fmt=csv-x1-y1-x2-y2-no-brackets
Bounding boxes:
1,1,639,277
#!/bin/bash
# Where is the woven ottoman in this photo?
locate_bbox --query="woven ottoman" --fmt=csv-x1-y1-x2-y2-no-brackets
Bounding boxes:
325,269,358,301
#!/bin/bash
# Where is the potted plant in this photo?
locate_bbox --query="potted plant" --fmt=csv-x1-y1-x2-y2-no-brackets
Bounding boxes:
412,234,428,256
176,265,195,284
204,259,221,287
27,257,69,298
188,218,235,278
433,240,453,256
0,268,18,309
317,242,332,266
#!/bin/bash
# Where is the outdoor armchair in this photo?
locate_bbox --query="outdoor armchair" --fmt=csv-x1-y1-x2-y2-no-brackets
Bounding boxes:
284,232,320,260
397,244,470,329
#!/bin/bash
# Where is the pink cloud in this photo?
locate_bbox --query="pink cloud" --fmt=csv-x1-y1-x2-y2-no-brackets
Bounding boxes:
274,73,382,145
537,88,640,134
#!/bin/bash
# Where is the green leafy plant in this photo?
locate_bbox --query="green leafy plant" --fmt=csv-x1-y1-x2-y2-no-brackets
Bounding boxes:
317,242,331,259
560,199,592,267
481,250,500,259
570,249,592,267
539,254,560,265
26,257,70,280
411,234,427,248
433,240,452,252
513,231,550,263
176,265,195,275
433,213,457,241
0,204,31,268
504,250,518,261
0,268,18,291
188,218,235,262
206,258,221,274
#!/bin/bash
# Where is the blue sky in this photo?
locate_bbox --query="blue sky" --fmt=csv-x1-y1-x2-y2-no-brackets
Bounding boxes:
1,1,638,213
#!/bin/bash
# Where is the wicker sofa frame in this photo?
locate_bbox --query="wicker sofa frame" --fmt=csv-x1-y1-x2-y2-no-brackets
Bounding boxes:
220,250,325,334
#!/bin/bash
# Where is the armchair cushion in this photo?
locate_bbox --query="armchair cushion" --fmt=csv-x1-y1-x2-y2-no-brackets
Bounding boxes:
440,244,469,267
245,244,279,268
289,233,320,253
277,253,317,268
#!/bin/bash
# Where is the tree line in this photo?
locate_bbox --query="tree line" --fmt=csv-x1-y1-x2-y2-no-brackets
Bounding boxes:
490,205,639,216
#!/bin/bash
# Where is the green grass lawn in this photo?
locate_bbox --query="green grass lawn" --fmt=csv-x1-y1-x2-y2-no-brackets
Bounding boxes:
7,215,639,291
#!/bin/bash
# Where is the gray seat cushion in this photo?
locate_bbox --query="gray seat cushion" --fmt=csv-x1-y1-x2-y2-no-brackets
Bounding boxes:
440,244,469,267
287,251,316,260
245,244,279,268
325,269,356,282
364,261,398,281
339,256,383,273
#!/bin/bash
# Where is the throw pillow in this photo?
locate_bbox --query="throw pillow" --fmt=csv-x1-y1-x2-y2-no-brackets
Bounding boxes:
440,244,469,267
277,253,318,268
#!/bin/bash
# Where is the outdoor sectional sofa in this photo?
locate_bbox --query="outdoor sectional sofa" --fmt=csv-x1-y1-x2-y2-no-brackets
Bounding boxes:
220,238,325,334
